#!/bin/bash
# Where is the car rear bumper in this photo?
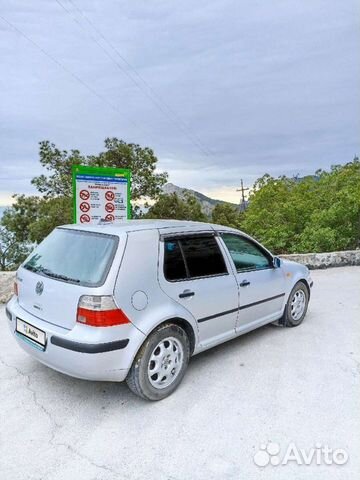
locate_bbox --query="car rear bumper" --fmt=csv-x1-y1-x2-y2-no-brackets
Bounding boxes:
6,296,145,382
50,335,129,353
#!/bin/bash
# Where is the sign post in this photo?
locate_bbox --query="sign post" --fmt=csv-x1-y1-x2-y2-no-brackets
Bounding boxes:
72,165,131,224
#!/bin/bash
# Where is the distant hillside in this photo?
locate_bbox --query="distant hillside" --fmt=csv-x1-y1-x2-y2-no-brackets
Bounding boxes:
162,183,240,216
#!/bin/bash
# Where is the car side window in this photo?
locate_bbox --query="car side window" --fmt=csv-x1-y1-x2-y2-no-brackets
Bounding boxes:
164,235,227,281
164,240,187,281
221,233,271,272
180,236,227,278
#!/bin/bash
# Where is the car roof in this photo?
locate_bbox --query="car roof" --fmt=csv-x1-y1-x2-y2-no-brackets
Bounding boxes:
61,219,242,235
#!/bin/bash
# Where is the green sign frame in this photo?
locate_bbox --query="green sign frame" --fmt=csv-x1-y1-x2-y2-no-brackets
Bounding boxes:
72,165,131,224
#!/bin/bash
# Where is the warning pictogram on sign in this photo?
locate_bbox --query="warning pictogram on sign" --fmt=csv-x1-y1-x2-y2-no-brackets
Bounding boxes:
105,191,115,201
80,214,90,223
80,202,90,212
80,190,90,200
73,165,131,225
105,202,115,213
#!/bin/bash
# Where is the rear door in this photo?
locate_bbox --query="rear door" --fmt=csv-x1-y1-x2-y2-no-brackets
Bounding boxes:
219,233,286,331
158,232,239,347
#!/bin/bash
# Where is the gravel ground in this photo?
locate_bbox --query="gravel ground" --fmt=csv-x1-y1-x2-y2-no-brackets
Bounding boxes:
0,266,359,480
0,271,15,303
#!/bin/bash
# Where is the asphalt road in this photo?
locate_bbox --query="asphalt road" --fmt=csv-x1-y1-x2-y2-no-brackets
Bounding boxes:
0,267,359,480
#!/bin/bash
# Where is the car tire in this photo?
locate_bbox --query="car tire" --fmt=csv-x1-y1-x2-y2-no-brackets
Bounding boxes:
126,323,190,401
282,281,309,327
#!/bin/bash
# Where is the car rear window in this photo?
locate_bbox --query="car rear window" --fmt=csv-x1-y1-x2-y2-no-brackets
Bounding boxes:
164,235,227,281
23,228,118,287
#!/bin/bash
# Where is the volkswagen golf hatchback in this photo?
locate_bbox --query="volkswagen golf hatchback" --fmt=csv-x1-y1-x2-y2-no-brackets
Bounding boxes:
6,220,313,400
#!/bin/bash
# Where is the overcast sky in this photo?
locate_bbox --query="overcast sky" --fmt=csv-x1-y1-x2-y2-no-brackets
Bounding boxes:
0,0,359,205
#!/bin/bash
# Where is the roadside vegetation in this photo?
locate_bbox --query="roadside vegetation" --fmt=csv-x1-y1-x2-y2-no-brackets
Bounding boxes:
147,159,360,254
242,160,360,254
1,139,359,270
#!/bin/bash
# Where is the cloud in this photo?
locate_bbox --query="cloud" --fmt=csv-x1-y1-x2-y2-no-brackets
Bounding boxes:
0,0,359,202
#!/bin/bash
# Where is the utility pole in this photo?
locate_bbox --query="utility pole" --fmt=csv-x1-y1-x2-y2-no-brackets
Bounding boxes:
236,179,249,206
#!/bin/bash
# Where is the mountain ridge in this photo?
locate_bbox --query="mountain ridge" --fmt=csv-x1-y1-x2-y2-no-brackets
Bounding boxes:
162,183,239,216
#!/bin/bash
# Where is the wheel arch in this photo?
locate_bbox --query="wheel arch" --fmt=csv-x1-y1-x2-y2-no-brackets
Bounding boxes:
134,317,197,359
164,317,196,355
297,278,311,299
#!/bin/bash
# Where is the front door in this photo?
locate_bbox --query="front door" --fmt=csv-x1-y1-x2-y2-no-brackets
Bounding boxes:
219,233,286,332
158,233,239,347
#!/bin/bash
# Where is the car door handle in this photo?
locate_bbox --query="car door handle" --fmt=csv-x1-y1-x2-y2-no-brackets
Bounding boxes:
240,280,251,287
179,290,195,298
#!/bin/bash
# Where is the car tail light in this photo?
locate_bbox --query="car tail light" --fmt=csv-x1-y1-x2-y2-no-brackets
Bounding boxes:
76,295,131,327
14,281,18,296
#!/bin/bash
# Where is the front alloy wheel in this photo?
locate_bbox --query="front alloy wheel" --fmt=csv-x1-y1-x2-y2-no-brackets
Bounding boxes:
290,289,306,322
282,281,309,327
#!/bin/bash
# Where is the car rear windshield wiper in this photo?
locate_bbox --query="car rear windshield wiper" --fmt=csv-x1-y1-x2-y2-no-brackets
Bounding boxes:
38,267,81,284
24,264,41,273
24,263,81,283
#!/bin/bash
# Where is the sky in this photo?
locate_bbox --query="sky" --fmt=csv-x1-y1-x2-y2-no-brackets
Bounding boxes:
0,0,359,206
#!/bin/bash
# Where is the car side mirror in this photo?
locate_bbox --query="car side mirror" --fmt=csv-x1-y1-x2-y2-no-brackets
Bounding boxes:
273,256,281,268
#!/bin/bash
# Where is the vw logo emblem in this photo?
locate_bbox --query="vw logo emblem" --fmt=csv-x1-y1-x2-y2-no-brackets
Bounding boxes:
35,281,44,296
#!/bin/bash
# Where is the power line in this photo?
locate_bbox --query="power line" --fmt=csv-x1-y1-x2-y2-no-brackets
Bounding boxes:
54,0,213,157
0,14,145,133
66,0,212,156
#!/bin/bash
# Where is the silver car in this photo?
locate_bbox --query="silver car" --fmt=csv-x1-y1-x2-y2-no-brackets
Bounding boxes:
6,220,313,400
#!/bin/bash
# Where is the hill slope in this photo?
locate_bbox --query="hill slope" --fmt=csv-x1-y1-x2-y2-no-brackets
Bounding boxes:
162,183,239,216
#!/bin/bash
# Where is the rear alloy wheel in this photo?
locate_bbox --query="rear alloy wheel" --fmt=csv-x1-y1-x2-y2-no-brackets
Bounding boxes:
282,281,309,327
148,337,184,389
126,323,190,401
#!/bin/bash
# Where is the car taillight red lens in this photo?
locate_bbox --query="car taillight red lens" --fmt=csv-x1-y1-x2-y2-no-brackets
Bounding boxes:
14,281,18,296
76,295,131,327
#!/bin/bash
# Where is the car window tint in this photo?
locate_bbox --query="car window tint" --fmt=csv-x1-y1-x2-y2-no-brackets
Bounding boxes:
221,233,271,271
22,228,118,286
180,236,227,278
164,240,187,281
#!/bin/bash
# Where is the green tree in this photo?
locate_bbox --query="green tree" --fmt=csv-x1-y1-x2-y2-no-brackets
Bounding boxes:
0,226,31,270
32,139,167,202
2,138,168,246
241,174,305,253
242,158,360,253
145,193,207,221
1,195,72,245
211,203,242,229
295,160,360,252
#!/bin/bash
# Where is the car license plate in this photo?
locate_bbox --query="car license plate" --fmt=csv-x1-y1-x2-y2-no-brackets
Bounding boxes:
16,318,46,349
